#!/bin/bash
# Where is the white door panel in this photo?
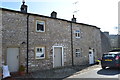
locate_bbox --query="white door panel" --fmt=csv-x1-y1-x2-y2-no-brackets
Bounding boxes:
53,46,63,68
89,49,94,64
7,48,19,72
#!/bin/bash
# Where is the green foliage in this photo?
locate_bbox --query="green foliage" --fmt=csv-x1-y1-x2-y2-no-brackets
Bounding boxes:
19,65,25,72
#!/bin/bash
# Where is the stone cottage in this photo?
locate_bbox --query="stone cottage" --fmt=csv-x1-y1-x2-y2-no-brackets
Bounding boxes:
1,1,102,73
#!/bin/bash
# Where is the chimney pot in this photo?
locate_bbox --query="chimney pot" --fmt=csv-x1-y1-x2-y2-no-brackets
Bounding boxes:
51,11,57,18
71,15,76,22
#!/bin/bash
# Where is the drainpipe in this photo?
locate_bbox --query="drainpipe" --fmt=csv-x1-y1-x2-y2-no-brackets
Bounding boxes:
26,14,29,73
70,22,74,66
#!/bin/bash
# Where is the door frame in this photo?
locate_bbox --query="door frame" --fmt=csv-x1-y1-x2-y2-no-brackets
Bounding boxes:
6,47,20,72
53,46,64,68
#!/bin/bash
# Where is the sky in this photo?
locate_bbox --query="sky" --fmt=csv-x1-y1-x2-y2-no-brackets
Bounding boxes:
0,0,120,35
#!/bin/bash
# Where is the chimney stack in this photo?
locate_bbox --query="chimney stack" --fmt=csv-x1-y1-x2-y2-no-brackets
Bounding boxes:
20,0,28,13
51,11,57,18
71,15,76,22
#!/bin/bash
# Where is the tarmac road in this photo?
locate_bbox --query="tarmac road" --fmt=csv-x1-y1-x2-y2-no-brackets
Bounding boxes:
66,67,120,80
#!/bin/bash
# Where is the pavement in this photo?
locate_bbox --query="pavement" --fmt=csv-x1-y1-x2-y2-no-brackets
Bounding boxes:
12,64,100,79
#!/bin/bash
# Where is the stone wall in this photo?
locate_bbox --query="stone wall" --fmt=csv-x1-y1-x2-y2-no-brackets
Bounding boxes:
2,10,27,66
27,15,72,71
118,35,120,48
0,9,2,79
1,9,102,72
72,23,102,65
109,35,118,49
2,10,72,72
101,32,111,54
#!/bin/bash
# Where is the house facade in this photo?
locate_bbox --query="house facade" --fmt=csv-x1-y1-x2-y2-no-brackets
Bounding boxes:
1,2,102,72
101,32,111,54
109,35,119,49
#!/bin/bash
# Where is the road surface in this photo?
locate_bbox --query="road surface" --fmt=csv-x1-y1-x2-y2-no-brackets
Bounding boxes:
66,66,120,80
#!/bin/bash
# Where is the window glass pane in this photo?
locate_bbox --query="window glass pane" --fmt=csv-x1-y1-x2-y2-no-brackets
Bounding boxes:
40,48,42,53
37,48,39,52
40,54,44,57
76,49,80,52
36,47,45,59
36,21,45,32
76,49,80,57
76,53,78,57
78,33,80,37
103,54,116,58
75,30,80,38
75,33,77,37
37,23,44,31
76,49,77,52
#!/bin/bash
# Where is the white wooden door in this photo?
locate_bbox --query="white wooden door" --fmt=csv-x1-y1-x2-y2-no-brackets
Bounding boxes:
89,49,94,64
53,47,63,67
7,48,19,72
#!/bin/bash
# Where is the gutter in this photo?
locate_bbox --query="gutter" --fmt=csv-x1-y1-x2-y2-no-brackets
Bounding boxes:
70,22,74,66
26,14,29,73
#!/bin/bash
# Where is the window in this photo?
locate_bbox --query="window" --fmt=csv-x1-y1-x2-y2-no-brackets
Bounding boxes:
35,47,45,59
75,30,80,38
75,49,81,57
36,20,45,32
103,54,116,58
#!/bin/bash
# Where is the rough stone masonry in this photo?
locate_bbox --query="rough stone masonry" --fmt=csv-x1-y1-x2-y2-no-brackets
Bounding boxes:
1,8,102,72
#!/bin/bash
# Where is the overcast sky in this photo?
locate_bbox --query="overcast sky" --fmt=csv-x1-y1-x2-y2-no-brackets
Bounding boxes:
0,0,120,35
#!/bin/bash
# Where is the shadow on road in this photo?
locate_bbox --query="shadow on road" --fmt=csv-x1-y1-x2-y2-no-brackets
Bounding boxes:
97,68,120,75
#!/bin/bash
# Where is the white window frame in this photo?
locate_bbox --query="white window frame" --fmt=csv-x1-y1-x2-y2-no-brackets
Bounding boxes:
36,20,45,32
35,47,45,59
75,49,81,57
75,30,80,38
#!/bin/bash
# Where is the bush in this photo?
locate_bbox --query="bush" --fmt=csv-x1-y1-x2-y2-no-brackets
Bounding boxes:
19,65,25,72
